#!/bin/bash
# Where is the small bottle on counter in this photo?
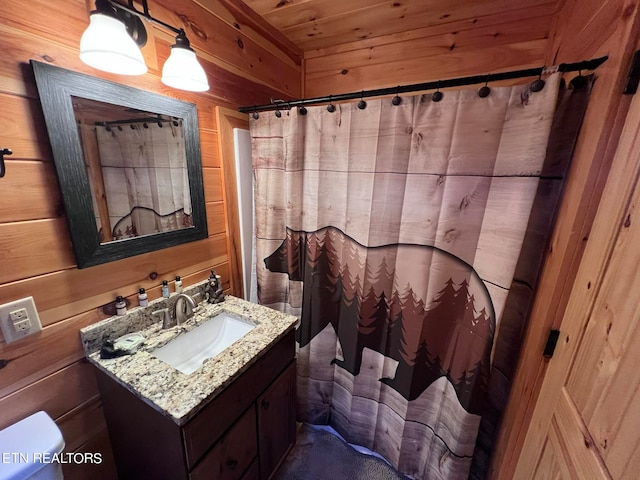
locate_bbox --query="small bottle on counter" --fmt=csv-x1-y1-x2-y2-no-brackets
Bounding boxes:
161,280,170,298
115,296,127,316
175,275,183,294
138,288,148,307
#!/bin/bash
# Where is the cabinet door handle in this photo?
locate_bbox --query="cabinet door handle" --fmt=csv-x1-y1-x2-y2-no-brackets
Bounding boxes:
261,399,270,410
226,458,238,470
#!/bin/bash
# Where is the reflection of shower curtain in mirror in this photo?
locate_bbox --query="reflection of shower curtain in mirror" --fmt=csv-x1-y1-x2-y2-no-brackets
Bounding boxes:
88,122,192,241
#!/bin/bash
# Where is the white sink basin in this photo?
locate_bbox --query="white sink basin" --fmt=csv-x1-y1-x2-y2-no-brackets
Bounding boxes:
152,312,256,375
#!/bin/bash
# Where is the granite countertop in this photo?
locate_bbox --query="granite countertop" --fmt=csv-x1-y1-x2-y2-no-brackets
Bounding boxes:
80,285,297,426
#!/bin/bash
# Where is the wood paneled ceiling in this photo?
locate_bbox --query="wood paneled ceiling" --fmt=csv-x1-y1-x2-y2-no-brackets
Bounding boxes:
241,0,560,53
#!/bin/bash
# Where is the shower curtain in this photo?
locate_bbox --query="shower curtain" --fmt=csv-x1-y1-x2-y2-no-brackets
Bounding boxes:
86,121,192,241
252,73,567,479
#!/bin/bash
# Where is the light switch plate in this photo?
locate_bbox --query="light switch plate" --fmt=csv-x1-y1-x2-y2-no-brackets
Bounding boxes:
0,296,42,343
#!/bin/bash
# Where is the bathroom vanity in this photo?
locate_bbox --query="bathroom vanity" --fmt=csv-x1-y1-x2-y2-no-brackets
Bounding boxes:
80,288,298,480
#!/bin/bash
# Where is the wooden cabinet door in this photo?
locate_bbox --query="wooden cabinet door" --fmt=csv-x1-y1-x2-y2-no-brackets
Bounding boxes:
513,90,640,479
190,407,257,480
257,362,296,479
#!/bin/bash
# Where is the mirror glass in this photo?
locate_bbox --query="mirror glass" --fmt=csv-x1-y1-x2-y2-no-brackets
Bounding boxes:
72,97,193,244
32,61,208,268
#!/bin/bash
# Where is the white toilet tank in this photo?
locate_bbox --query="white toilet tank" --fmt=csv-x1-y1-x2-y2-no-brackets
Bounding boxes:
0,411,65,480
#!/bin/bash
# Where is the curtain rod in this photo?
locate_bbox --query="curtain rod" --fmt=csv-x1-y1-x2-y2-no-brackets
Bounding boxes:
239,56,607,114
95,116,180,127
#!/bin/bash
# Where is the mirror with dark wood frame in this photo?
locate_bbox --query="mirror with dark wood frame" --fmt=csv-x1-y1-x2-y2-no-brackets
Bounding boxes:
31,60,207,268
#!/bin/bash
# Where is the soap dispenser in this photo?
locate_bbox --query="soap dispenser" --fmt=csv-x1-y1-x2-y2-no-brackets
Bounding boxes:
205,270,225,304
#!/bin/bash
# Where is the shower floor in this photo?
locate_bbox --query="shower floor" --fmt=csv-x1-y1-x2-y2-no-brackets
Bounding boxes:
273,423,409,480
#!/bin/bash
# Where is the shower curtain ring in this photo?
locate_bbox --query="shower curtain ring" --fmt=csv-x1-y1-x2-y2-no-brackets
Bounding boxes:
275,104,282,118
432,81,443,102
570,69,588,89
530,70,546,92
252,106,259,120
299,105,308,115
478,75,491,98
327,95,336,113
357,91,367,110
392,85,402,106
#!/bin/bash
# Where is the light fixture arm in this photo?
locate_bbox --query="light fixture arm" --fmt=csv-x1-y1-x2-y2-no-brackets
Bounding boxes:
106,0,182,37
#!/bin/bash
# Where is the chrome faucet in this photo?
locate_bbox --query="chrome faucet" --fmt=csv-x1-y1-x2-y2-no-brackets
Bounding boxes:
173,293,199,325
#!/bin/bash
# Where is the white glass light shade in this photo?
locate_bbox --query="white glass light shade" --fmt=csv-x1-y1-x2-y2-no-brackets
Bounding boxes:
80,14,147,75
161,47,209,92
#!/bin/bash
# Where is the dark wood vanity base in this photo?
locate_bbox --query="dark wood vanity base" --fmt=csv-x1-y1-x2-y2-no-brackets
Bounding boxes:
95,330,296,480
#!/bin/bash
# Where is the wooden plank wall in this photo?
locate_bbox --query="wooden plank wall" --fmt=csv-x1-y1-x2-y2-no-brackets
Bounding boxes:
0,1,300,478
491,0,640,477
303,2,557,97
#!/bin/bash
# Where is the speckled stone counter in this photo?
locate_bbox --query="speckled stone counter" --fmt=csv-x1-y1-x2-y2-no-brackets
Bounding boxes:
80,284,297,426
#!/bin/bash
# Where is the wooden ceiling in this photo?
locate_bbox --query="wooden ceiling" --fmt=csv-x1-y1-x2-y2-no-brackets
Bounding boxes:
241,0,560,53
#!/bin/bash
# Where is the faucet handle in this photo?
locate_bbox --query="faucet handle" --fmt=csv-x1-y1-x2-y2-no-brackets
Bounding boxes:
152,308,171,329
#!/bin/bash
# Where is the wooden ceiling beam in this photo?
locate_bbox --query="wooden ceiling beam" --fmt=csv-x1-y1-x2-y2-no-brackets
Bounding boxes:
204,0,303,65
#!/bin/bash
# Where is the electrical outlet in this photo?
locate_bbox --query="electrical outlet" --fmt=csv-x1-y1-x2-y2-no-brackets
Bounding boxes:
10,308,28,323
10,308,31,335
0,297,42,343
13,318,31,333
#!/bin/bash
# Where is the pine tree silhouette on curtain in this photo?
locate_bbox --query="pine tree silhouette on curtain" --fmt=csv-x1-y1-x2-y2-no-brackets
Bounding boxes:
264,226,496,415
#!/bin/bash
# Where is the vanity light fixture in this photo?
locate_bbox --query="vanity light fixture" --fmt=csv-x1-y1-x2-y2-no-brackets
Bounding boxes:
80,0,147,75
79,0,209,92
161,30,209,92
